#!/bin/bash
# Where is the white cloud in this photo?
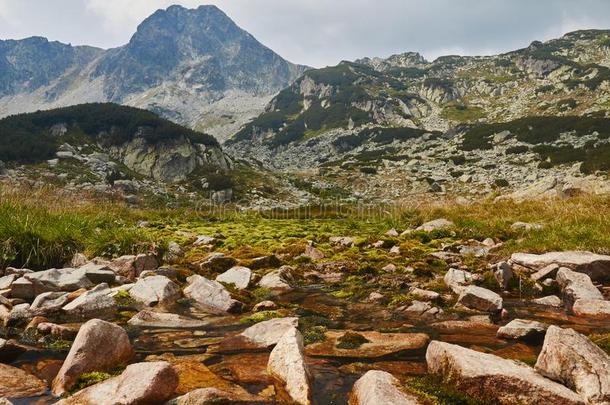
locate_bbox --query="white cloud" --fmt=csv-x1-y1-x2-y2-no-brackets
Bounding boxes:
2,0,610,67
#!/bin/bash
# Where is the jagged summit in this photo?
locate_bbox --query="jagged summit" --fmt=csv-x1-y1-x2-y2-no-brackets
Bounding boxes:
0,4,307,141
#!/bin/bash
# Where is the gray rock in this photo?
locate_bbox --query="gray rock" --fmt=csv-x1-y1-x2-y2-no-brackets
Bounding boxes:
241,317,299,348
531,264,560,282
511,251,610,282
536,326,610,405
556,268,603,310
30,291,69,314
497,319,548,340
444,268,474,294
215,266,252,290
457,286,503,312
572,299,610,320
78,263,116,284
24,267,94,294
533,295,563,307
62,284,117,320
183,275,244,314
494,262,513,290
350,370,422,405
416,219,454,232
426,340,584,405
129,275,181,307
258,266,294,291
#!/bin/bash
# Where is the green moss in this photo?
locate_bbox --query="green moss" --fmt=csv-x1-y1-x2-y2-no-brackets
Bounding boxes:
71,372,114,393
239,310,284,325
331,289,354,299
302,325,328,345
406,375,495,405
590,333,610,355
114,290,136,308
336,332,371,349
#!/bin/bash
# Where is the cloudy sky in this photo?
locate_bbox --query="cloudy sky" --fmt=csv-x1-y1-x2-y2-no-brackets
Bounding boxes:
1,0,610,67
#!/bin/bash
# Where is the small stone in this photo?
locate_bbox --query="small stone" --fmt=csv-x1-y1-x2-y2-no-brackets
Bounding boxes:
497,319,548,341
216,266,252,290
253,300,277,312
457,286,503,312
416,219,454,232
532,295,562,307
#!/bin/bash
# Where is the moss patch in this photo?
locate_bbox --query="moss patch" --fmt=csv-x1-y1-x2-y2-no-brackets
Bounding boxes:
336,332,371,349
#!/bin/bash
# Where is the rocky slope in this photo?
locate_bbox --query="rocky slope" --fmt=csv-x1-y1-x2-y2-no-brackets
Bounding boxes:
227,30,610,202
0,103,236,202
0,5,307,141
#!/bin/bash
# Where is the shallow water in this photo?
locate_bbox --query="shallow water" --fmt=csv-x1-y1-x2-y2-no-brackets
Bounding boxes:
7,289,610,404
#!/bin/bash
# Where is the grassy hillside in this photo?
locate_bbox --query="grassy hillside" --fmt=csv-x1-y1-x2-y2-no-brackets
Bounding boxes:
0,103,218,163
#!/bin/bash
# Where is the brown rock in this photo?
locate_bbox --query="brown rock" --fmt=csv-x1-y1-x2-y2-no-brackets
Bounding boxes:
52,319,134,395
0,363,46,398
306,330,429,358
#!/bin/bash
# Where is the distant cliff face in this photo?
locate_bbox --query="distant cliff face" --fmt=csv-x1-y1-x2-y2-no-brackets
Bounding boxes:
0,5,307,141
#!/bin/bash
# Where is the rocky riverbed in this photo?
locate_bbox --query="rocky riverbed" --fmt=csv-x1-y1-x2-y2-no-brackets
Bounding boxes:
0,218,609,404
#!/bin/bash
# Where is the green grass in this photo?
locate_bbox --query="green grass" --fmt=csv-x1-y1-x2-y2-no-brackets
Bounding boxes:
442,104,486,123
0,188,155,270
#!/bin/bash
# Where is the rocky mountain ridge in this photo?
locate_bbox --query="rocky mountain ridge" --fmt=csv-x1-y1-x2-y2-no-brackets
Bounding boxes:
226,29,610,203
0,5,307,141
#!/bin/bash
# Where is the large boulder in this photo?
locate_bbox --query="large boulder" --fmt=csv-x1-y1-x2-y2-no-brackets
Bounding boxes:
349,370,422,405
556,268,603,310
61,283,117,320
268,327,311,405
129,275,181,307
52,319,134,395
535,326,610,405
56,361,178,405
215,266,252,290
511,251,610,282
0,363,47,398
426,341,584,404
24,267,94,294
167,388,257,404
183,275,244,315
456,286,503,312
